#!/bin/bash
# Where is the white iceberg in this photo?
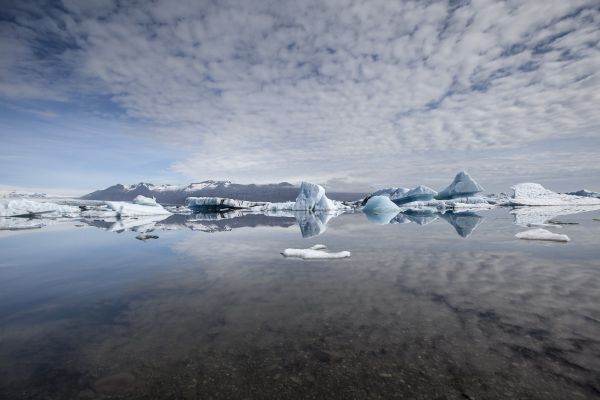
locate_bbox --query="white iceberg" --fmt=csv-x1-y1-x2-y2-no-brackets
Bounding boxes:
186,182,349,213
133,195,159,206
362,196,400,214
186,196,265,211
293,182,349,211
509,183,600,206
281,244,351,260
515,228,570,242
106,201,171,217
437,171,484,200
394,185,438,204
0,198,80,217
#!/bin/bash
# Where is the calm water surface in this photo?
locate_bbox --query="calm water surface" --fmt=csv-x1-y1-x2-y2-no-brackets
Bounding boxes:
1,208,600,399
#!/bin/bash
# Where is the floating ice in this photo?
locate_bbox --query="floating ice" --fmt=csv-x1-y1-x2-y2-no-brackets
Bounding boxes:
371,187,410,200
293,182,348,211
281,244,351,260
136,233,159,241
566,189,600,199
0,199,80,217
106,201,171,217
509,183,600,206
394,185,438,204
515,228,570,242
133,195,159,206
362,196,400,214
0,217,45,231
436,171,484,200
186,196,264,211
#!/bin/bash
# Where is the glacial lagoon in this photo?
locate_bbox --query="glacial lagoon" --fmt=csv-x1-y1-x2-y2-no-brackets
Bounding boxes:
1,207,600,399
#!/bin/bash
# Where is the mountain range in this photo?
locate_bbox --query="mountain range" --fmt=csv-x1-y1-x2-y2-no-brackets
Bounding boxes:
81,180,365,204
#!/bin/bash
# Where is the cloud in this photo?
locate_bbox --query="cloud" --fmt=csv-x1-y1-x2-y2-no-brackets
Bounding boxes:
1,0,599,189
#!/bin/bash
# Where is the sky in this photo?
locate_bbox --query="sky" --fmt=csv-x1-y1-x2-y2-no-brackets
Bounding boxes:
1,0,599,195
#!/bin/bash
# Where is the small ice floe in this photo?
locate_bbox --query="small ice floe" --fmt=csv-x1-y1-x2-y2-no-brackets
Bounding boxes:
107,201,171,217
508,183,600,206
515,228,570,242
281,244,351,260
136,233,159,241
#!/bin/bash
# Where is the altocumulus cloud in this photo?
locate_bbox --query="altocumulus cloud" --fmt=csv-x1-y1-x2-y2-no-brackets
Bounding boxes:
1,0,600,189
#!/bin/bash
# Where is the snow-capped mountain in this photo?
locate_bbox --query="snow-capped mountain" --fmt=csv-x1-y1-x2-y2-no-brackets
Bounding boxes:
81,180,364,204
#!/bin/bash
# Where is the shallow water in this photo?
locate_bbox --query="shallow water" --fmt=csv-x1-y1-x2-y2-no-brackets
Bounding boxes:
1,208,600,399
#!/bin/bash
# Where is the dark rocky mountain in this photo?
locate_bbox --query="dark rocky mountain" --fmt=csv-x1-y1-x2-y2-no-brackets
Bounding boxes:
81,180,365,204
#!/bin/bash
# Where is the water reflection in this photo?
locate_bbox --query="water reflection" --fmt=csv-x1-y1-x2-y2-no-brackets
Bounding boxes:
2,209,599,399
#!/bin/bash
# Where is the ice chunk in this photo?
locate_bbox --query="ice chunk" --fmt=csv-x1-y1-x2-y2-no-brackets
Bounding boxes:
107,201,171,217
0,199,80,217
136,233,159,241
294,182,348,211
436,171,484,200
0,217,45,231
509,183,600,206
515,228,570,242
371,187,410,200
133,195,159,206
394,185,438,204
186,197,265,211
566,189,600,198
186,182,349,213
281,244,351,260
362,196,400,214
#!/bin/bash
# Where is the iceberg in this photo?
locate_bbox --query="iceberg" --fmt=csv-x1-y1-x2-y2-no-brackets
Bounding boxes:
106,201,171,217
0,199,80,217
436,171,484,200
515,228,570,242
371,187,410,200
393,185,438,204
508,183,600,206
566,189,600,199
186,182,350,213
133,195,159,206
186,197,265,212
293,182,348,211
281,244,351,260
362,196,400,214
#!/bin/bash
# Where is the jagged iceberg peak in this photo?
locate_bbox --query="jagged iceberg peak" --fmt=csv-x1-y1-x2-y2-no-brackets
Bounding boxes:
436,171,484,200
394,185,438,204
371,187,410,200
294,182,338,211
